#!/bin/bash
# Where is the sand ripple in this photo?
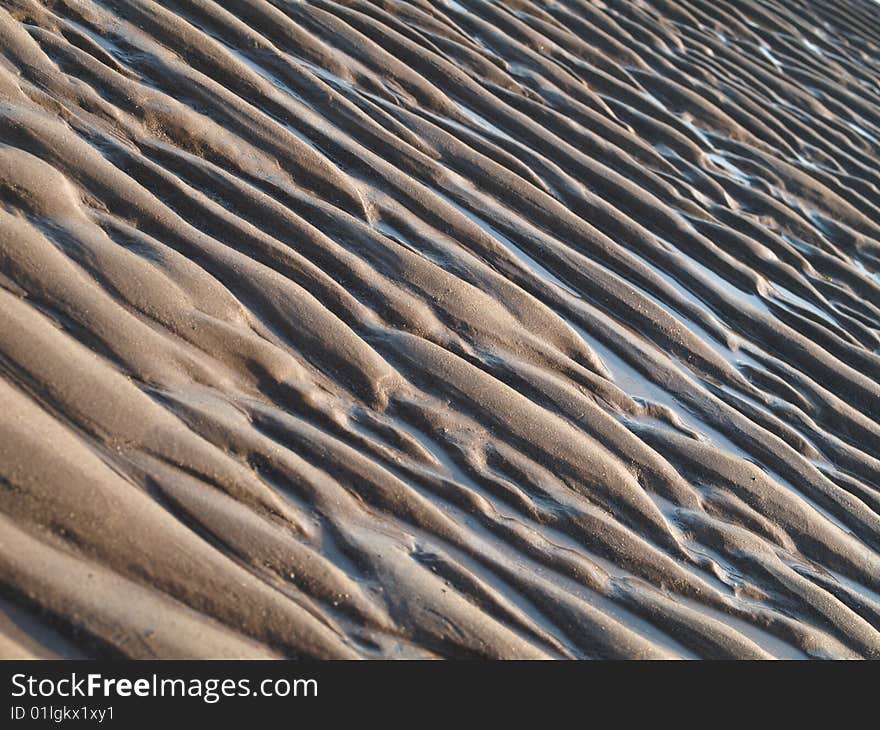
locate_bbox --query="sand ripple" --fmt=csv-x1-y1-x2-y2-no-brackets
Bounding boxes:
1,0,880,658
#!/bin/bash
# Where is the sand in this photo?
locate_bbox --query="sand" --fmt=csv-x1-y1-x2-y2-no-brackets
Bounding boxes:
0,0,879,659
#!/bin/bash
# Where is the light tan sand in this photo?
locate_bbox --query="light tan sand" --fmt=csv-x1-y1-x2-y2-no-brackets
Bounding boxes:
1,0,879,658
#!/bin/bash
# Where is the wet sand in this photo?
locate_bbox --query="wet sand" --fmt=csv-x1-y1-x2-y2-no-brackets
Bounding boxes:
1,0,880,659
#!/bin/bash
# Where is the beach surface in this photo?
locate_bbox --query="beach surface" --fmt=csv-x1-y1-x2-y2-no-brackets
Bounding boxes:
1,0,880,659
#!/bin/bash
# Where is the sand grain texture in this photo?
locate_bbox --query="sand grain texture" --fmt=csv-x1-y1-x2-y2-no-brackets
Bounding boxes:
1,0,880,659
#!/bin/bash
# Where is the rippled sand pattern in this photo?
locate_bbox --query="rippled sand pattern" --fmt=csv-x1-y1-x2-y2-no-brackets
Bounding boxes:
2,0,880,659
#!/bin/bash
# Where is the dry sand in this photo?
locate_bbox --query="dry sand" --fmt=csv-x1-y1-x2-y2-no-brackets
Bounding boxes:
1,0,880,659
